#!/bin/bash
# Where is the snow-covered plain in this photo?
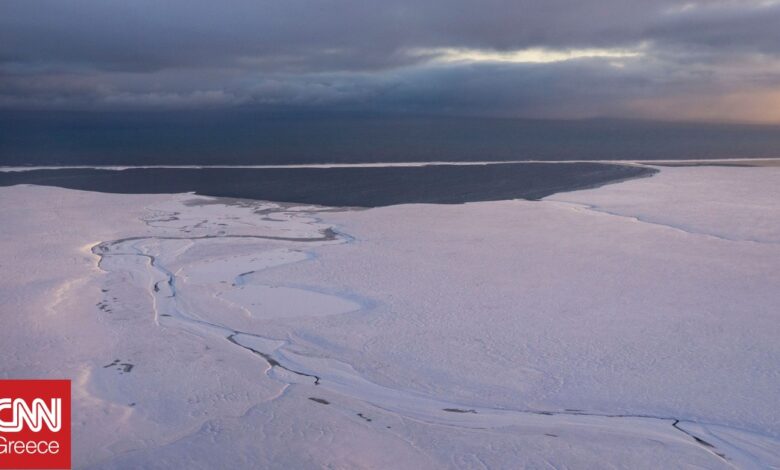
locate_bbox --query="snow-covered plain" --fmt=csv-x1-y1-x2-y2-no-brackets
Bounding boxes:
1,165,779,469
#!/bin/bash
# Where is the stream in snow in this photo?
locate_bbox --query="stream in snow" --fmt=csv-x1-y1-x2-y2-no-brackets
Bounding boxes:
89,194,780,469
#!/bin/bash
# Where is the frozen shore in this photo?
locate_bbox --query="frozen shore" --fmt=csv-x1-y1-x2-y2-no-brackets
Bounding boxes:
1,165,779,468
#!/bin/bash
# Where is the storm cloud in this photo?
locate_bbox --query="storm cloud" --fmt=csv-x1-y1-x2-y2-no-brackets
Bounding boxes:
2,0,780,122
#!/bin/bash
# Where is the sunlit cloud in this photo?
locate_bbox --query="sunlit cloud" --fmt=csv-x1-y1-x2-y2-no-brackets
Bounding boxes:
664,0,780,14
410,47,644,65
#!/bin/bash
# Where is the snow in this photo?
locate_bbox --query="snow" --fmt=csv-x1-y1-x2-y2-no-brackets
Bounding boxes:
1,165,779,468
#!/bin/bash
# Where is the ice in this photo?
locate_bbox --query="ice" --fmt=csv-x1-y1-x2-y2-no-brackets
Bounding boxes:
1,165,779,468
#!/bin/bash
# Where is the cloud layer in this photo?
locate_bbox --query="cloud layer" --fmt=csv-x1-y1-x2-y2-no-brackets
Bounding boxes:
2,0,780,122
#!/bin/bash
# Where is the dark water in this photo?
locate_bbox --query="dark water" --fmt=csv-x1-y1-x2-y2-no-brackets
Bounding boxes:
0,163,655,207
2,111,780,166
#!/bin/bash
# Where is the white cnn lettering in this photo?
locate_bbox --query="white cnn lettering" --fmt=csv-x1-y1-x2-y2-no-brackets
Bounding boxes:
0,398,61,433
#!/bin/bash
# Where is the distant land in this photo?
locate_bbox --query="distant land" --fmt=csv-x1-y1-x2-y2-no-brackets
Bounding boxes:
2,111,780,166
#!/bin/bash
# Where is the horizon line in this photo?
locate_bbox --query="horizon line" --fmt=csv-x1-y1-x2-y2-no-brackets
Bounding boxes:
2,157,780,172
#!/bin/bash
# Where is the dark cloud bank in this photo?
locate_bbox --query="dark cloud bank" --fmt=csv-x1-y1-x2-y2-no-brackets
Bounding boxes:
1,1,780,165
2,0,780,120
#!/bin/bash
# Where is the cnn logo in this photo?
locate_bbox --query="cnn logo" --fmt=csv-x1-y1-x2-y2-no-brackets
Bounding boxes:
0,398,62,433
0,380,70,469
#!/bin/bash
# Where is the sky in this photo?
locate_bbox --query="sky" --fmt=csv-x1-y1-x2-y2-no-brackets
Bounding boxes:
2,0,780,123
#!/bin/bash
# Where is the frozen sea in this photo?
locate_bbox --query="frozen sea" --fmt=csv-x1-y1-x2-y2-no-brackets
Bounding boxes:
0,156,779,468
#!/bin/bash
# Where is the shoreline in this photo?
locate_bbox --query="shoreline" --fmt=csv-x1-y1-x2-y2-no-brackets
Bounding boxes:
2,156,780,172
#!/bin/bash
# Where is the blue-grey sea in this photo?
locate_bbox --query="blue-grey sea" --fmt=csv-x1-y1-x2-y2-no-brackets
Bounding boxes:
1,112,777,206
2,111,779,166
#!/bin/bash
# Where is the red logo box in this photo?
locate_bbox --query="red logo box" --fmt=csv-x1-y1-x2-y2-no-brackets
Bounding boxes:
0,380,70,469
